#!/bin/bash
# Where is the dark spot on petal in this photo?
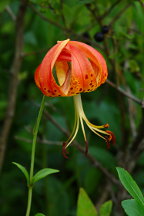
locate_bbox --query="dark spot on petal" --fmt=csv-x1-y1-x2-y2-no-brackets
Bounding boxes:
85,74,88,79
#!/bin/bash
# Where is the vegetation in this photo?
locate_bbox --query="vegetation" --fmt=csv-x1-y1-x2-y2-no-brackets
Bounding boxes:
0,0,144,215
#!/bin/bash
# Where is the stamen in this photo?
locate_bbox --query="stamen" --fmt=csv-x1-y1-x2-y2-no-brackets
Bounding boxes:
86,121,110,136
62,142,69,159
79,117,89,154
85,140,88,155
104,123,109,128
106,139,111,149
64,93,116,158
79,117,87,142
65,116,79,148
106,130,116,145
88,126,106,140
88,122,109,129
82,115,110,132
104,130,116,149
62,109,79,158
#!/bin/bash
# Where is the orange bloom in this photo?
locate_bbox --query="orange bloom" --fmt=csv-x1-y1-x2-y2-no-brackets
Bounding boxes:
35,39,115,158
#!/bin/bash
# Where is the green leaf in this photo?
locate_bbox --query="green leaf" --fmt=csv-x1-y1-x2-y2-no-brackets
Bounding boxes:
122,199,144,216
35,213,46,216
77,188,98,216
32,168,59,184
12,162,29,184
99,200,112,216
116,167,144,205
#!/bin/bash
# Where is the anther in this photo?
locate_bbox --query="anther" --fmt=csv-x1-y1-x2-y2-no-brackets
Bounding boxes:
104,123,109,128
62,142,69,159
106,130,116,146
85,140,89,155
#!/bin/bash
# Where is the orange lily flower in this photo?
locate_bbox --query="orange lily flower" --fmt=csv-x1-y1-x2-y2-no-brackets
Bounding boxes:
34,39,115,158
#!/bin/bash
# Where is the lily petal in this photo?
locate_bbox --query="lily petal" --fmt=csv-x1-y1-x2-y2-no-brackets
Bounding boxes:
36,40,70,97
69,41,108,84
67,44,97,95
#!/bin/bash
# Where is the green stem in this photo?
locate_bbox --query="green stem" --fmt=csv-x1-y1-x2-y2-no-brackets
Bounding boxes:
25,187,32,216
25,95,46,216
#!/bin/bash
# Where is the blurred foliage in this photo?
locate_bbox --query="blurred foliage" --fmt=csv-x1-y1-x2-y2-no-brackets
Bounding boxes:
77,188,112,216
77,188,98,216
117,167,144,216
0,0,144,216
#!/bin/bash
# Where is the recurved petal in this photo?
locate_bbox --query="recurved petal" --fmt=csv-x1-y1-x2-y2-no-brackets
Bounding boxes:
57,48,71,61
38,43,58,92
38,39,70,97
66,44,97,95
51,39,70,70
70,41,108,84
90,61,103,88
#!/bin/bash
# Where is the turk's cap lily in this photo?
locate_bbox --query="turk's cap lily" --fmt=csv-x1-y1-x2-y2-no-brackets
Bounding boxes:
34,39,108,97
34,39,115,158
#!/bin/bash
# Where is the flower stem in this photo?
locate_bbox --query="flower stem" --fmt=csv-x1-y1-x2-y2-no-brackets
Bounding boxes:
25,95,46,216
25,186,32,216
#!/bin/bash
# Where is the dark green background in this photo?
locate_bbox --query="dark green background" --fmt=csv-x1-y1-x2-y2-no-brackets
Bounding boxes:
0,0,144,215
